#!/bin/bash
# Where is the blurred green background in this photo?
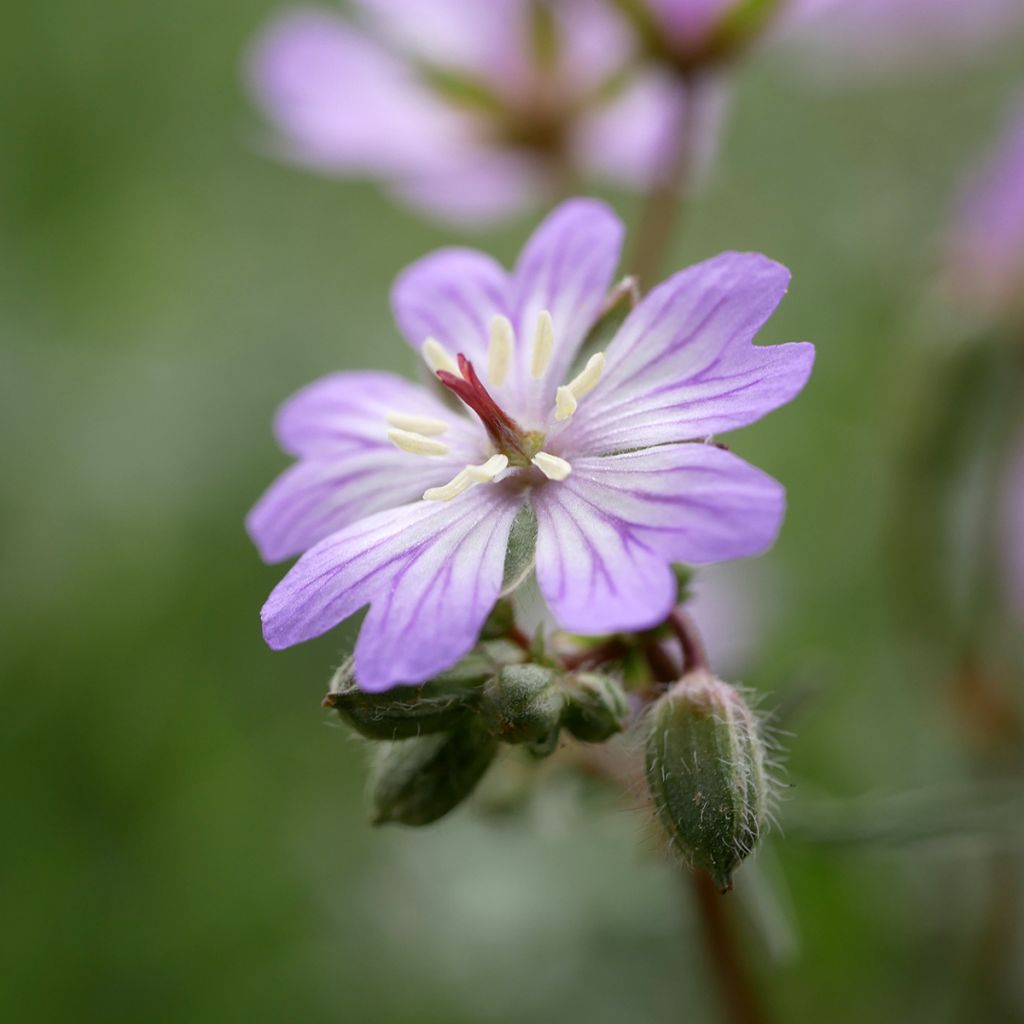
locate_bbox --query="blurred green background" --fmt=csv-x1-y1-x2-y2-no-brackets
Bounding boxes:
3,2,1023,1021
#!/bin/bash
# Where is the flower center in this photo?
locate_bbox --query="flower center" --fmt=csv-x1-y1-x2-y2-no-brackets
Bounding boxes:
386,316,607,501
436,354,542,466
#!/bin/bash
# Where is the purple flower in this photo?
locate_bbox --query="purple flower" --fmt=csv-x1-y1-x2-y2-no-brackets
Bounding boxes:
246,1,688,224
249,199,814,690
944,102,1024,316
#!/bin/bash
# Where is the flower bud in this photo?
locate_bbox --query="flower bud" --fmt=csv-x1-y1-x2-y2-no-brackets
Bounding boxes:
482,664,563,744
370,722,499,826
324,658,481,740
644,672,769,891
561,672,629,742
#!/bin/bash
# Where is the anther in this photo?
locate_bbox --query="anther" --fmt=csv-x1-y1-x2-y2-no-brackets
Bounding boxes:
387,428,450,457
554,352,605,422
421,337,461,378
531,310,555,379
488,315,513,387
424,454,509,502
386,412,449,436
532,451,572,481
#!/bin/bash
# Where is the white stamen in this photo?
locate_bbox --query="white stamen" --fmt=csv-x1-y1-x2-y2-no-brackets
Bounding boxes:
554,386,577,422
386,412,449,436
554,351,605,422
532,451,572,481
531,310,555,379
421,337,461,377
424,454,509,502
487,315,513,387
387,428,450,457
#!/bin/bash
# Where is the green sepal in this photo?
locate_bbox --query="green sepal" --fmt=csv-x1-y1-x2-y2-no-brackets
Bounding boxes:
561,672,630,742
500,503,538,596
370,721,499,827
482,663,564,744
324,641,526,741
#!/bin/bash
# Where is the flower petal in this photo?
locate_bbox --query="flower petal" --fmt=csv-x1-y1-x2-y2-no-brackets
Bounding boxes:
245,8,471,175
261,487,525,690
391,248,512,365
273,370,477,458
556,252,813,454
533,444,784,634
247,450,468,564
389,151,546,227
510,198,624,415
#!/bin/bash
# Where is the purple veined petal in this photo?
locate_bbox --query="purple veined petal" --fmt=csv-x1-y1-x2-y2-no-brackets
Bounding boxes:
245,7,474,176
555,251,813,454
509,198,624,418
391,246,513,367
532,443,785,634
944,101,1024,316
261,486,525,690
1002,432,1024,618
273,370,480,458
246,448,468,563
389,149,548,227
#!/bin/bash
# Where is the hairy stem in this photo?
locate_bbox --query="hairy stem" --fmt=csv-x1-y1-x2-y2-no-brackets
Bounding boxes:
668,607,709,673
691,870,772,1024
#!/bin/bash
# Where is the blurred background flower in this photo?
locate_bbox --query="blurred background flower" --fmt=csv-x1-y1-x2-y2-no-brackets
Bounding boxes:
247,0,690,223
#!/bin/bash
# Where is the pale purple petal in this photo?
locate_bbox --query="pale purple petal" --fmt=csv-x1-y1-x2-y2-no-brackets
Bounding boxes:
550,0,635,96
510,198,624,415
1002,433,1024,617
573,71,728,193
389,150,547,226
391,249,512,365
555,252,813,454
944,102,1024,315
247,451,468,564
246,8,473,175
533,444,785,634
647,0,740,50
353,0,532,98
262,487,525,690
273,370,478,458
247,371,483,562
787,0,1024,76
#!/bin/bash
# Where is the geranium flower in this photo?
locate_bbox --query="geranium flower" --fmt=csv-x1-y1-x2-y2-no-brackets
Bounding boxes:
248,199,814,690
246,0,689,223
944,102,1024,317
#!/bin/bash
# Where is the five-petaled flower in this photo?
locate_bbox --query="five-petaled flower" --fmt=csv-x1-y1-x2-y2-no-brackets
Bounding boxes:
248,198,815,690
245,0,691,223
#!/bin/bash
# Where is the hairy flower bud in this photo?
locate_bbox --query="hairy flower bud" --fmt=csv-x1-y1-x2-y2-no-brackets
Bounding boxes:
323,659,481,740
324,640,527,740
482,664,563,744
370,723,499,826
561,672,630,742
644,672,770,891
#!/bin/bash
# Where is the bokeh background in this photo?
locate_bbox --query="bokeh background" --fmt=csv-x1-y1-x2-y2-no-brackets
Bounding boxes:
3,2,1023,1022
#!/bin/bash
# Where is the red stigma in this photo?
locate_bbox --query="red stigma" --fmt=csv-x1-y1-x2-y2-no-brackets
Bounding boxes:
437,354,527,456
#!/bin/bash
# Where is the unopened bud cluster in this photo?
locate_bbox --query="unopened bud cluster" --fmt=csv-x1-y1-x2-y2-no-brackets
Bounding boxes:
644,671,772,891
324,644,629,827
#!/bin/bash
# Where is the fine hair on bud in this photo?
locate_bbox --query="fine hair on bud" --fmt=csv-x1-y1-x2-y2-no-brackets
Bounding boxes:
482,663,563,746
561,672,629,743
644,671,775,892
370,721,499,827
